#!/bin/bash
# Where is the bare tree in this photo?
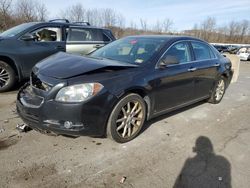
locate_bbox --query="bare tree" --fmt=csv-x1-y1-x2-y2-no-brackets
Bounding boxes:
116,13,125,28
59,3,85,22
152,18,173,33
227,21,241,42
36,2,48,22
129,21,137,30
191,23,201,38
239,20,249,43
0,1,249,43
153,20,163,33
85,8,102,26
216,26,228,43
102,8,116,27
163,18,173,33
140,18,147,31
0,0,13,29
200,17,216,41
15,0,36,22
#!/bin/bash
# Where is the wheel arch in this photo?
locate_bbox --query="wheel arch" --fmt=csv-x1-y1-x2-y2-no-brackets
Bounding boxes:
119,87,152,120
221,71,232,88
0,55,22,81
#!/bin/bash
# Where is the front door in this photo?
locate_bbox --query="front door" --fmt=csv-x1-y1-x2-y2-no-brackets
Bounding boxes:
151,41,197,113
19,26,65,77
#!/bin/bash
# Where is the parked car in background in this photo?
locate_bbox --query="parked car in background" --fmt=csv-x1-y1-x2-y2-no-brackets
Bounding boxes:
227,45,240,54
17,35,233,143
237,47,250,61
0,19,115,92
213,45,229,53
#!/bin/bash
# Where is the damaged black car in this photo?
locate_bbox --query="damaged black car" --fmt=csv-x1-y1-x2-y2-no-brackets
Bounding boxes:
17,36,233,143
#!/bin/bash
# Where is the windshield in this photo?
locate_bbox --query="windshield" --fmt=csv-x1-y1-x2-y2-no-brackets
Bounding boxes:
90,37,166,64
0,23,36,38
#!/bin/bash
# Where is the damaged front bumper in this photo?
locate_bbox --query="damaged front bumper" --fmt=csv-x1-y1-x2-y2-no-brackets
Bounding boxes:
16,83,117,137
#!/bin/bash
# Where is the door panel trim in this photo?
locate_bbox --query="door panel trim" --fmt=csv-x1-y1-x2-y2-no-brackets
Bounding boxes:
151,95,209,118
66,41,107,45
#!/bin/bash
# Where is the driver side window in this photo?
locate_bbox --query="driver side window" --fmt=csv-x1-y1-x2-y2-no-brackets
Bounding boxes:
163,42,191,64
29,27,61,42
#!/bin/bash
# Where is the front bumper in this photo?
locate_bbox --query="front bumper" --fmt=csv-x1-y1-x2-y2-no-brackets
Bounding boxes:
16,84,118,137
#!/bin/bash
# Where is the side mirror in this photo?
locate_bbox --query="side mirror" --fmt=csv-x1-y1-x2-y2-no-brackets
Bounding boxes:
20,34,36,41
159,55,179,68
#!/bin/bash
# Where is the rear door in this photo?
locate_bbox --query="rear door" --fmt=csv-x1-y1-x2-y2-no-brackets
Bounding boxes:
18,26,65,77
66,27,110,55
190,41,219,99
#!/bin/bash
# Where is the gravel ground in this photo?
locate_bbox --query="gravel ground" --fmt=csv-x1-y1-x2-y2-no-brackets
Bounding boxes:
0,61,250,188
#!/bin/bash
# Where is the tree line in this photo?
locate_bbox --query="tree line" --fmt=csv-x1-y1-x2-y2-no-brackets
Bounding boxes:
185,17,250,44
0,0,249,43
0,0,47,29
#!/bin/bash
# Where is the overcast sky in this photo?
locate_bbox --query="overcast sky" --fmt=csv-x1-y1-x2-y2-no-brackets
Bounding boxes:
42,0,250,31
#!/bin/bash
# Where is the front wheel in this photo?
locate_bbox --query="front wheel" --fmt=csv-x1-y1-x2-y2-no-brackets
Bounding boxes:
0,61,16,92
107,93,146,143
208,76,226,104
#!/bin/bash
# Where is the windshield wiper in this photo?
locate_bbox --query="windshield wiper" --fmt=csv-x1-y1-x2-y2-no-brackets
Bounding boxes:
102,57,133,64
87,56,103,60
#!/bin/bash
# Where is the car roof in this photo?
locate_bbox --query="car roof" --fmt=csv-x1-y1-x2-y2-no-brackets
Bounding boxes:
124,35,205,43
31,21,110,31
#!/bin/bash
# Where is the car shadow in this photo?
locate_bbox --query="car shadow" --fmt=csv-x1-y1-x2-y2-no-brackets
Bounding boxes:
140,100,206,135
12,80,28,91
0,80,28,95
173,136,231,188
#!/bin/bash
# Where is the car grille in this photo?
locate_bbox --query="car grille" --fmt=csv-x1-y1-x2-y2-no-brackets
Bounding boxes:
31,72,51,91
19,85,44,108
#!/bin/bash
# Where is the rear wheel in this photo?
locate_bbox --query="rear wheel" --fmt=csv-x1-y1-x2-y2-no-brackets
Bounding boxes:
208,76,226,104
0,61,16,92
107,93,146,143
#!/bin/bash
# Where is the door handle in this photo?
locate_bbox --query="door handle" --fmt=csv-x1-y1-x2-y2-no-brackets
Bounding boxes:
94,44,103,48
214,63,220,67
188,67,197,72
56,46,65,50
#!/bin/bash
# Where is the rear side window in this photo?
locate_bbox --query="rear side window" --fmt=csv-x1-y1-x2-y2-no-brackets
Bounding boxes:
67,28,103,42
191,42,216,60
102,33,111,42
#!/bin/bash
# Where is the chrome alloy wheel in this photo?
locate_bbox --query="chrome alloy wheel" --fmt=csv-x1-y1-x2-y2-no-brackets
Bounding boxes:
215,79,225,101
0,67,10,88
115,101,144,138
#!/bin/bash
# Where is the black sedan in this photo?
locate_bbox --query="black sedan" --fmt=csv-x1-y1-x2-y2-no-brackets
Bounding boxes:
17,36,233,143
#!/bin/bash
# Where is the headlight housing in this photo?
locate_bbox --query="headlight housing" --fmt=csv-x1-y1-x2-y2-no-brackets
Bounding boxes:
55,83,103,102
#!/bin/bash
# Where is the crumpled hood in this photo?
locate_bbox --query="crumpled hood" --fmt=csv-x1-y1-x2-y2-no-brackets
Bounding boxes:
0,36,6,41
34,52,138,79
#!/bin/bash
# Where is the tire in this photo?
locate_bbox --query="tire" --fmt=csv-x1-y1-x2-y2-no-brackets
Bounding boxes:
0,61,16,92
107,93,146,143
208,76,227,104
